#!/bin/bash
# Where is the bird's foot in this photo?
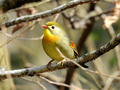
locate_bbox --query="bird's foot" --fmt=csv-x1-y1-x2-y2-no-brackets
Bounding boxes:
59,59,67,67
47,59,54,71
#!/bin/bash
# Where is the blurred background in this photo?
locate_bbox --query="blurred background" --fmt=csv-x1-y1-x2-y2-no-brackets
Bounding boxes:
0,0,120,90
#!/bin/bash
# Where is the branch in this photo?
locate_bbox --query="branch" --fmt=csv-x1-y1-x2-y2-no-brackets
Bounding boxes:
38,75,80,90
0,0,42,13
1,0,100,30
21,77,46,90
0,32,120,80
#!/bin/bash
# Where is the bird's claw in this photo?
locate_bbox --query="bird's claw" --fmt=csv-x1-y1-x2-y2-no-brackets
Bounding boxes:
47,59,54,71
59,59,67,67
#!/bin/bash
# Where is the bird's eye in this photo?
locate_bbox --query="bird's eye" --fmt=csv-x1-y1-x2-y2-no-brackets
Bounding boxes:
51,26,55,29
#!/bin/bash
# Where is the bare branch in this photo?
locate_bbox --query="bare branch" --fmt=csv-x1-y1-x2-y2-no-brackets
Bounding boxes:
1,0,100,30
21,77,46,90
8,0,52,12
0,21,38,48
0,32,120,80
38,75,81,90
0,0,42,13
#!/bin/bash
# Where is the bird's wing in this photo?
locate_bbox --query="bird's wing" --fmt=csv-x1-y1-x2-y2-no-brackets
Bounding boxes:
70,41,79,58
70,41,89,68
63,34,79,58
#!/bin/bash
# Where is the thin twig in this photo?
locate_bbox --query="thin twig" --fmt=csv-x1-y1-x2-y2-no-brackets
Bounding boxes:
0,0,42,13
0,21,38,48
38,75,82,90
8,0,52,13
1,31,44,40
103,71,120,90
53,13,61,22
21,77,46,90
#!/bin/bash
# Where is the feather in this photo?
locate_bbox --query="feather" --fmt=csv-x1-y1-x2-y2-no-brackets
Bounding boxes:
70,41,79,58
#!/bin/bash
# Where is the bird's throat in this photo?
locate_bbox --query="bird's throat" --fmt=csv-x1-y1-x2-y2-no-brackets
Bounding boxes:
44,29,59,43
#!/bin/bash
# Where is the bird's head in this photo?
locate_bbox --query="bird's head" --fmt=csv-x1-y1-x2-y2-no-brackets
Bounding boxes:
42,21,64,36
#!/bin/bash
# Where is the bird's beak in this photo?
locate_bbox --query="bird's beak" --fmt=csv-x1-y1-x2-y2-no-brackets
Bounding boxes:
42,25,47,29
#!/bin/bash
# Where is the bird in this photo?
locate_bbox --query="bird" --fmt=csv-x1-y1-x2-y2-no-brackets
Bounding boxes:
42,21,88,68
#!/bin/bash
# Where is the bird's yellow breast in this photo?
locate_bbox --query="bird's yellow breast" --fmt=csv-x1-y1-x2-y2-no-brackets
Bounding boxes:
43,29,59,43
43,29,64,61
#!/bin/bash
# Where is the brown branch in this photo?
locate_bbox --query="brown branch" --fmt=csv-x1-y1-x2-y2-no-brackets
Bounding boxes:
0,32,120,80
1,0,100,30
0,0,42,13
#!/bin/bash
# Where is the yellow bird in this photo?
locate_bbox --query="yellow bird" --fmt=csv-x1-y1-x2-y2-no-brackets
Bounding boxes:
42,21,87,68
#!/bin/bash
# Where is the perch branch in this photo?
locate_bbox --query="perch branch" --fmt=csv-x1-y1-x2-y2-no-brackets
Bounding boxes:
0,32,120,80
